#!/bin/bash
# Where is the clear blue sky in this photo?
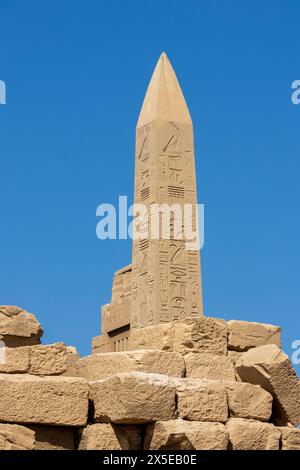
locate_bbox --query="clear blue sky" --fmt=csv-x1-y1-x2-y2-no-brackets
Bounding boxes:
0,1,299,373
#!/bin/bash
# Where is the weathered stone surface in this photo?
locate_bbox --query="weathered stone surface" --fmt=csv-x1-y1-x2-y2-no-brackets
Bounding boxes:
0,305,43,345
228,350,242,366
90,372,176,424
184,353,235,381
175,379,228,422
129,318,228,356
92,333,111,354
0,374,88,426
236,345,300,426
77,350,185,381
279,426,300,450
224,381,273,421
0,424,35,450
226,418,280,450
0,346,30,373
27,425,75,450
78,424,142,450
228,320,281,352
0,343,79,376
144,420,228,450
30,343,79,376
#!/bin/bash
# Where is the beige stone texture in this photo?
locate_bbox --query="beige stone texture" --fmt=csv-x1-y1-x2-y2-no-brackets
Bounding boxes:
129,318,228,355
76,350,185,381
0,374,88,426
236,344,300,426
175,378,228,422
228,320,281,352
226,418,281,450
30,342,79,376
0,305,43,345
27,425,75,450
144,420,228,450
0,346,30,373
0,423,35,450
90,372,176,424
279,426,300,450
224,381,273,421
184,352,236,381
92,333,111,354
78,424,142,450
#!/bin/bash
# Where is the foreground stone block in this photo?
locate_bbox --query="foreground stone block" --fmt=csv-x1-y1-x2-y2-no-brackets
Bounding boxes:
144,420,228,450
0,305,43,346
0,346,30,373
224,381,273,421
27,425,75,450
175,379,228,422
184,353,236,381
279,426,300,450
0,424,35,450
78,424,142,450
0,374,88,426
236,345,300,426
30,343,79,376
77,350,185,381
129,318,228,356
90,372,176,424
228,320,281,352
226,418,280,450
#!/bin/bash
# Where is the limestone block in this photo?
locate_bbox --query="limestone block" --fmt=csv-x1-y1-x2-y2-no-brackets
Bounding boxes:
228,320,281,352
92,333,111,354
0,424,35,450
144,420,228,450
90,372,176,424
0,346,30,373
129,318,228,356
76,350,185,381
226,418,281,450
184,353,236,381
0,305,43,345
175,379,228,422
224,381,273,421
279,426,300,450
236,345,300,426
27,425,75,450
0,374,88,426
78,424,142,450
29,342,79,376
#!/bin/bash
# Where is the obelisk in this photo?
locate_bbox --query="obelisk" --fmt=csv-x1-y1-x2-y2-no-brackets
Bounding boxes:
131,52,203,329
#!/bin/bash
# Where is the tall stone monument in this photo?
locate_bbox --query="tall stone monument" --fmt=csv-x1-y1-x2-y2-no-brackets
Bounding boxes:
93,53,203,353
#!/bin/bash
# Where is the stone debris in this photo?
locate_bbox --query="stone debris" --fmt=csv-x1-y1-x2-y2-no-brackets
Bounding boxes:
228,320,281,352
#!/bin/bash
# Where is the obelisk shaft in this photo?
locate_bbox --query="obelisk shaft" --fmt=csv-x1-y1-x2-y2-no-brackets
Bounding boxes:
131,53,203,329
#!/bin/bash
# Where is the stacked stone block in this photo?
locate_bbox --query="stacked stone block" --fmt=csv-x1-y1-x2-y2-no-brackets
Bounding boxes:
0,305,300,450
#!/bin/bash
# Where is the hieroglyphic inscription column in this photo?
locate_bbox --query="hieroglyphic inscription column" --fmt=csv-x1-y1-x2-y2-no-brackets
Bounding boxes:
131,53,203,329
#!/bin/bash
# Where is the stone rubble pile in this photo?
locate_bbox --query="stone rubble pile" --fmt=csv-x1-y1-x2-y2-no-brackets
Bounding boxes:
0,306,299,450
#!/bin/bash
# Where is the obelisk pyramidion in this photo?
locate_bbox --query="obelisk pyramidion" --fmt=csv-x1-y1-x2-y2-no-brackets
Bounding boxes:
131,52,203,329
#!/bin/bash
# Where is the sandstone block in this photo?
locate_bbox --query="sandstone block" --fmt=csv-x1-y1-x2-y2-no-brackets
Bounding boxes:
236,345,300,426
92,333,111,354
228,350,242,366
279,426,300,450
78,424,142,450
27,425,75,450
175,379,228,422
0,374,88,426
77,350,185,381
90,372,176,424
0,424,35,450
226,418,281,450
0,346,30,373
144,420,228,450
224,381,273,421
129,318,228,356
30,342,79,376
184,352,236,381
0,305,43,345
228,320,281,352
